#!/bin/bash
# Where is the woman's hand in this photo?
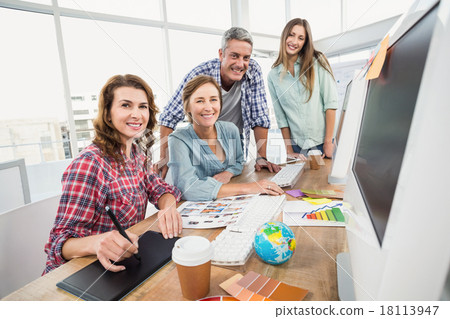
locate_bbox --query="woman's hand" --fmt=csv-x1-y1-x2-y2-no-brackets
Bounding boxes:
322,140,334,158
157,206,182,239
213,171,234,184
249,179,284,196
95,230,139,272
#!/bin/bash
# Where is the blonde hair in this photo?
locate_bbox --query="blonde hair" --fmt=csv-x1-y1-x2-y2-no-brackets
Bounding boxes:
182,75,222,123
93,74,158,167
273,18,334,102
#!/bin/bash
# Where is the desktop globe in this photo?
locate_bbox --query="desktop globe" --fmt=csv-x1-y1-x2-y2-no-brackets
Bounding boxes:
254,222,296,265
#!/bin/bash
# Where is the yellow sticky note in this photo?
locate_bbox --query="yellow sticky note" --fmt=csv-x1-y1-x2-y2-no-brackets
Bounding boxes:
303,197,332,205
366,35,390,80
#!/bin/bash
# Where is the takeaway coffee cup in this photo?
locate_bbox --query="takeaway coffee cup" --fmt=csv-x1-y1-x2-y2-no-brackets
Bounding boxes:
308,150,322,170
172,236,213,300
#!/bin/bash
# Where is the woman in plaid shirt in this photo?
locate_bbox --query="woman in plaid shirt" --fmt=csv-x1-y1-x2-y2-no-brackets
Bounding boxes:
44,74,182,274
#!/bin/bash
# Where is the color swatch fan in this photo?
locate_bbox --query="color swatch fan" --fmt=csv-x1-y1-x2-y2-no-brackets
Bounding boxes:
220,271,308,301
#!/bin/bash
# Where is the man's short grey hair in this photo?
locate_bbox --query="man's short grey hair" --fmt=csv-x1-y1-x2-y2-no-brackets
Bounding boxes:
221,27,253,52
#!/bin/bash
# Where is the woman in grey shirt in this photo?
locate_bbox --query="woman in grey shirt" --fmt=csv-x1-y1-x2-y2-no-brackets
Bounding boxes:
167,75,282,201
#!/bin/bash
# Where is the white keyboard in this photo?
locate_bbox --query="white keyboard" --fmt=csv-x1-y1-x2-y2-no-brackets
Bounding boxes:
271,162,306,187
211,195,286,266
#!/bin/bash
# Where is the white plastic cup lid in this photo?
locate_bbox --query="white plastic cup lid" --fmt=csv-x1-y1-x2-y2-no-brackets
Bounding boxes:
308,150,322,156
172,236,213,267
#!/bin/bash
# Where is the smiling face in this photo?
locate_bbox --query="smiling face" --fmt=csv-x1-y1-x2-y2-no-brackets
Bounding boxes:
187,82,221,131
219,39,252,90
285,24,306,58
109,86,149,147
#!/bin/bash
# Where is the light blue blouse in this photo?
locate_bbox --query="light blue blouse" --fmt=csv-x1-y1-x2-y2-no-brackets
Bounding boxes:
167,121,244,201
268,58,338,149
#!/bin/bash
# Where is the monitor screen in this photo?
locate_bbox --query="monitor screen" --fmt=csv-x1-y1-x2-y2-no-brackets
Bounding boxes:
352,5,438,244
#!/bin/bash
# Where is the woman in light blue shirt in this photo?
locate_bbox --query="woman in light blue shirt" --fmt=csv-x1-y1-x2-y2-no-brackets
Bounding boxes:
168,75,282,201
268,18,338,159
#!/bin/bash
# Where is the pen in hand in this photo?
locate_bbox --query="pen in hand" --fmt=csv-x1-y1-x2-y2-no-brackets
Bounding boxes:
105,206,141,262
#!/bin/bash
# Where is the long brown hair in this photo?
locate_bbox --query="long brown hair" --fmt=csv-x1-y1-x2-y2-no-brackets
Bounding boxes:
182,75,222,123
93,74,158,168
273,18,334,102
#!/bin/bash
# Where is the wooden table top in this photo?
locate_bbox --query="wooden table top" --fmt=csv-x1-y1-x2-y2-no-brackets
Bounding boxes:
2,158,347,301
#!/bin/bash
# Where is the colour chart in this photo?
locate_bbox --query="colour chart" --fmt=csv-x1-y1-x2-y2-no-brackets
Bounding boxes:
220,271,308,301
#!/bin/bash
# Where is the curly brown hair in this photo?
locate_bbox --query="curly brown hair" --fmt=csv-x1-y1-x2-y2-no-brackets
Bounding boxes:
92,74,158,168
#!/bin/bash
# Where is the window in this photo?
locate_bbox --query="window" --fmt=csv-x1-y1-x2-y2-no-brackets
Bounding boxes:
345,0,414,30
60,16,168,150
249,0,286,36
168,30,221,90
0,8,67,165
58,0,161,20
166,0,231,29
75,120,89,131
73,110,90,115
290,0,342,40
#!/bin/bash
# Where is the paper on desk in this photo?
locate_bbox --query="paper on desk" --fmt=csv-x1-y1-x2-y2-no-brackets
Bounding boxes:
178,194,258,229
282,200,345,227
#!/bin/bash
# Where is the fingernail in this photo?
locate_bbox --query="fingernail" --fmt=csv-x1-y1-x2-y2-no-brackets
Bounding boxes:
169,233,173,239
164,234,168,239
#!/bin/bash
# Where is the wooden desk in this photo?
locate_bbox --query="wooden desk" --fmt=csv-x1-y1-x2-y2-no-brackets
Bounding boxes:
2,159,347,301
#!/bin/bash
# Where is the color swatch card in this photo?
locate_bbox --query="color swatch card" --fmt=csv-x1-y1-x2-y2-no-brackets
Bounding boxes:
283,200,345,227
220,271,308,301
301,189,343,200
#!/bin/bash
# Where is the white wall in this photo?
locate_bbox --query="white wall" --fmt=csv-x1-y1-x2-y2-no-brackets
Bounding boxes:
0,195,60,299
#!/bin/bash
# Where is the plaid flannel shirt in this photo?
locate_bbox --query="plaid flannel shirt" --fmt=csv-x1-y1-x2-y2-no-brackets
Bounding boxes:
43,143,181,274
159,58,271,157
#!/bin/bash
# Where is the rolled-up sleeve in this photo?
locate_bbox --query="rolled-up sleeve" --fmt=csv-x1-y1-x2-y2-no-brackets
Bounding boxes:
318,63,339,111
168,135,223,201
146,173,182,208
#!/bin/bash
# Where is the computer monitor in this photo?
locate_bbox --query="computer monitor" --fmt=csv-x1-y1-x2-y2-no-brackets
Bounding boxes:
341,0,450,300
328,72,368,185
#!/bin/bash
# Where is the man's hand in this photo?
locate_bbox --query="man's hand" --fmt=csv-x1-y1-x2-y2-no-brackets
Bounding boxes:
254,157,281,173
213,171,234,184
152,158,169,179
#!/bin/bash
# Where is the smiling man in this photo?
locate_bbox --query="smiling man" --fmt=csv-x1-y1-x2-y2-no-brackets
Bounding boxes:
155,27,280,178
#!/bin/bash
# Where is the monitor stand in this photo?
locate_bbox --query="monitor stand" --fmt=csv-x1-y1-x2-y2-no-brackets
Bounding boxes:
336,252,356,301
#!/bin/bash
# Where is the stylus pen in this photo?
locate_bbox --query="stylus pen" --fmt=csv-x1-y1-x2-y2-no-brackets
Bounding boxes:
105,206,141,262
